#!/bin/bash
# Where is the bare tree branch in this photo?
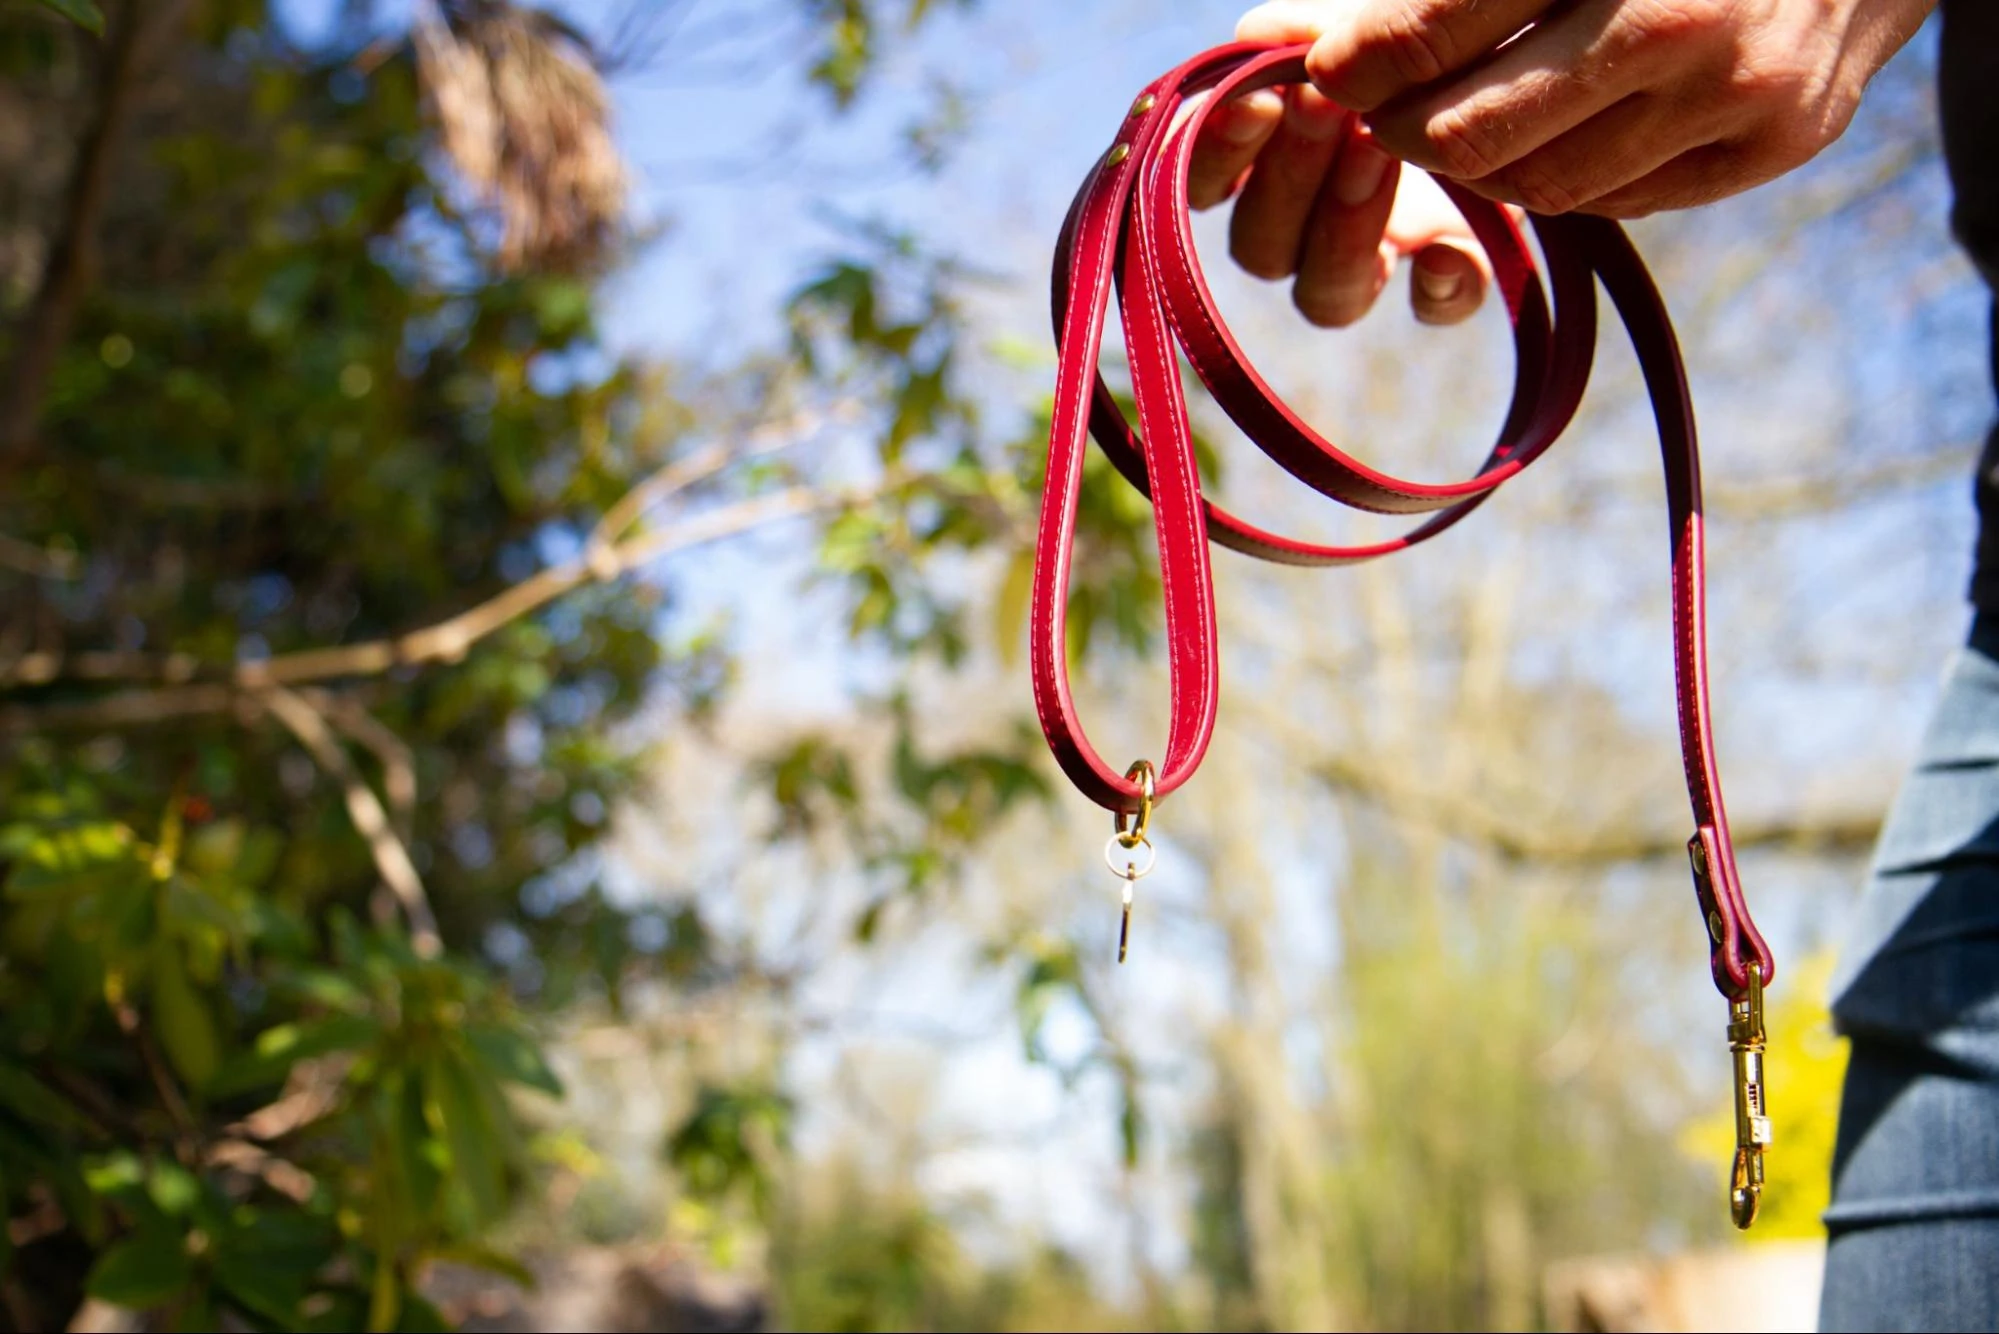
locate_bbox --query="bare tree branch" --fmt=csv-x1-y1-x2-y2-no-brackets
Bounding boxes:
0,0,184,453
0,532,78,581
259,685,443,958
1,476,862,696
244,483,833,687
206,1138,316,1202
0,683,237,734
0,468,882,737
93,467,290,510
227,1054,349,1142
311,693,417,843
1314,752,1882,867
1700,446,1976,519
1528,443,1979,526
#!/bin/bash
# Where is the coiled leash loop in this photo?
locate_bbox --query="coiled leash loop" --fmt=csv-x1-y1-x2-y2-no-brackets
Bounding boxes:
1027,44,1774,1226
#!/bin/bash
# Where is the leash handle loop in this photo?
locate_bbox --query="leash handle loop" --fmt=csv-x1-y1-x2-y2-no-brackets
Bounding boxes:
1027,42,1773,1003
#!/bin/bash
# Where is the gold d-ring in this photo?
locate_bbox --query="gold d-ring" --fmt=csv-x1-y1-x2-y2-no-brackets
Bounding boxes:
1113,760,1155,849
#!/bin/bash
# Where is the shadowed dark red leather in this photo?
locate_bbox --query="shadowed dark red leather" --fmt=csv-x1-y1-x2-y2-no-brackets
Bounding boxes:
1028,43,1775,1000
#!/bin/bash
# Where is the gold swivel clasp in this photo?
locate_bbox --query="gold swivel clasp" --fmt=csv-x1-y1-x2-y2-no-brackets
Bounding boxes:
1728,960,1771,1229
1106,760,1156,964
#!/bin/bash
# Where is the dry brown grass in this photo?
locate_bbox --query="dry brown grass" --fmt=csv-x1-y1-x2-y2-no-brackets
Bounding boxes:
413,1,626,274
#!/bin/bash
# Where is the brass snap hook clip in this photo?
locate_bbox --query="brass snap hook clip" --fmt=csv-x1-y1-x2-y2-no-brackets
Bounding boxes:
1107,761,1156,964
1727,960,1771,1229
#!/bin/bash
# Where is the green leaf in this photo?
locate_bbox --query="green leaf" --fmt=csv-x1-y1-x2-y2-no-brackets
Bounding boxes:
255,1012,379,1062
83,1151,145,1197
5,821,135,897
85,1229,193,1309
181,820,244,876
212,1215,329,1326
395,1291,452,1332
33,0,103,33
150,945,221,1092
170,1293,219,1334
426,1054,505,1224
273,967,371,1013
210,1012,378,1096
529,279,591,337
992,547,1033,668
368,1253,400,1334
32,1141,105,1243
214,1247,307,1325
145,1162,202,1217
422,1241,535,1291
385,1073,441,1223
465,1024,562,1097
0,1059,85,1132
221,1205,336,1269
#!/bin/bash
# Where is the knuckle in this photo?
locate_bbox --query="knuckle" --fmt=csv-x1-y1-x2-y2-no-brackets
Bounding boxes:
1732,66,1851,169
1499,163,1579,217
1725,24,1855,158
1759,121,1830,174
1618,0,1735,50
1583,194,1654,221
1748,117,1834,179
1725,46,1812,110
1375,6,1455,88
1422,104,1507,180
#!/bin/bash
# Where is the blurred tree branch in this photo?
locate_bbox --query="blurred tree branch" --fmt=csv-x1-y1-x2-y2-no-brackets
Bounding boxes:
316,694,418,843
0,0,183,453
259,684,443,957
1314,751,1881,865
0,681,235,733
0,531,78,580
1703,446,1975,518
1546,443,1979,522
0,420,879,702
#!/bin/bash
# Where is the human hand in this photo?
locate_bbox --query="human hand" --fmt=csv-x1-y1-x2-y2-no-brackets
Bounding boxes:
1191,0,1935,326
1191,82,1494,328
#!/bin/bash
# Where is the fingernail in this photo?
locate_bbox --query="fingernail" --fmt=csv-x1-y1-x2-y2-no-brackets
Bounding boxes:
1222,90,1282,143
1284,86,1346,143
1415,265,1462,304
1331,136,1390,205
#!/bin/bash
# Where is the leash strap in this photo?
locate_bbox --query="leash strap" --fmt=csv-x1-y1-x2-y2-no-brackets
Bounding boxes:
1028,44,1775,1219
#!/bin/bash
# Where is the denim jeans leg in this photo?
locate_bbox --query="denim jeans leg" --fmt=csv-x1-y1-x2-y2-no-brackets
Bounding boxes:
1821,617,1999,1332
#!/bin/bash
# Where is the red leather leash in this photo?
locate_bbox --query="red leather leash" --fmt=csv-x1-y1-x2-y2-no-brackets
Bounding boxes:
1029,43,1774,1223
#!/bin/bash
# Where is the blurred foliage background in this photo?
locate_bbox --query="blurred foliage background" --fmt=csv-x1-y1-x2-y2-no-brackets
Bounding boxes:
0,0,1980,1330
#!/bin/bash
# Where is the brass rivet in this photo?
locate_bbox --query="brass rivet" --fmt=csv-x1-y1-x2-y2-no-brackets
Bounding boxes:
1107,143,1130,167
1129,93,1156,117
1708,911,1725,944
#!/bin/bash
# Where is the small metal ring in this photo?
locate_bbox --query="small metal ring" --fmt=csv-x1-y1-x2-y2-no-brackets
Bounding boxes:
1113,759,1155,849
1105,832,1156,880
